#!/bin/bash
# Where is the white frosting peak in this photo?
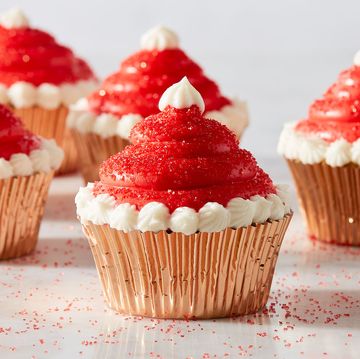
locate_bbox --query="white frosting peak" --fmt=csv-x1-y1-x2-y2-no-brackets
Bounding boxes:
0,8,29,29
141,26,179,51
354,50,360,67
159,77,205,113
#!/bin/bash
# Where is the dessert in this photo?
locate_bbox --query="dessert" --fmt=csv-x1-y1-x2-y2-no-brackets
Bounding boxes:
0,8,97,174
0,104,63,259
278,50,360,245
68,25,248,182
76,78,291,318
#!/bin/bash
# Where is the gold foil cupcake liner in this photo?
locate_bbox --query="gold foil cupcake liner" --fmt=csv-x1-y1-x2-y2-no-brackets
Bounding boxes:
287,160,360,246
13,106,77,175
82,213,292,319
0,171,54,260
71,129,130,183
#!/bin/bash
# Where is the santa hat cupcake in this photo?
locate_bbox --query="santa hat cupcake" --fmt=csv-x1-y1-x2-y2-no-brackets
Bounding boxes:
68,25,248,183
76,78,291,319
278,51,360,246
0,104,63,259
0,8,97,174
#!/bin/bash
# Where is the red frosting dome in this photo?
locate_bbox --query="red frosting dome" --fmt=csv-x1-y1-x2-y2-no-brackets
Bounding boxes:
0,24,95,86
0,104,40,159
87,48,231,118
296,64,360,143
93,105,275,212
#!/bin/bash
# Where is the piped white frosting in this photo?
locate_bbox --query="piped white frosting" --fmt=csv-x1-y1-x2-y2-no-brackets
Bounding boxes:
137,202,170,232
250,195,272,223
109,203,138,232
278,123,360,167
0,8,29,29
141,26,179,51
159,77,205,113
169,207,199,235
0,138,64,179
198,202,231,232
67,98,247,140
75,184,291,234
0,159,13,179
0,80,98,109
227,198,256,227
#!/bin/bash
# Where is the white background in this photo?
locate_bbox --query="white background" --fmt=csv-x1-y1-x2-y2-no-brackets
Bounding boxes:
2,0,360,167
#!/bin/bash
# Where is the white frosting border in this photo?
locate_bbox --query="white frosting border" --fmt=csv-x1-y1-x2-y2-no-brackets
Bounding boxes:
278,123,360,167
0,138,64,179
0,80,98,109
75,183,291,234
67,98,249,140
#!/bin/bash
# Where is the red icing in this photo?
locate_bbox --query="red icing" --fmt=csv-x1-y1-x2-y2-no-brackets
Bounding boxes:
0,25,95,86
88,49,231,118
93,106,275,212
296,65,360,143
0,104,40,159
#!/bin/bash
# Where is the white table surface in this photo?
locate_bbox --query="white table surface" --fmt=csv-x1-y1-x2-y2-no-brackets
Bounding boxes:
0,161,359,359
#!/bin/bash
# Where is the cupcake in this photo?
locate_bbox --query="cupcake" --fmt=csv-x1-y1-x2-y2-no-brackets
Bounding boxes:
68,25,248,183
0,8,97,174
0,104,63,259
278,51,360,246
76,78,291,319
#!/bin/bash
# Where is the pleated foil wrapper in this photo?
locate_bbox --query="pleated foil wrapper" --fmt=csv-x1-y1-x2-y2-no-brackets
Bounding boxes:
0,171,54,259
13,106,77,175
82,213,292,319
287,159,360,246
71,129,130,183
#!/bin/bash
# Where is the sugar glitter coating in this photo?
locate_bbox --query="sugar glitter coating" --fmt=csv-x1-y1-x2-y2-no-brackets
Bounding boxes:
296,65,360,142
93,106,275,211
88,49,230,118
0,104,40,159
0,24,94,85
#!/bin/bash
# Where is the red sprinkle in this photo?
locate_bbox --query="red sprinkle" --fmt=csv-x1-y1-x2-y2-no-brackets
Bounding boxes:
0,25,95,85
94,106,275,211
88,48,230,118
